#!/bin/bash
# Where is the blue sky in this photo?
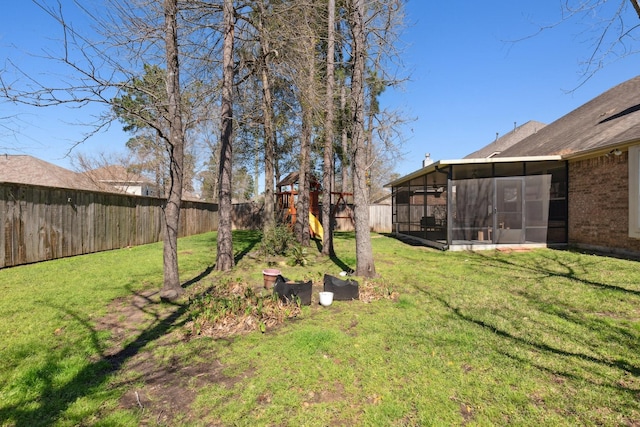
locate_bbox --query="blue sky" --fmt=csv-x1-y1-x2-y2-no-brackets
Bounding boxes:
0,1,130,169
2,1,640,178
389,0,640,177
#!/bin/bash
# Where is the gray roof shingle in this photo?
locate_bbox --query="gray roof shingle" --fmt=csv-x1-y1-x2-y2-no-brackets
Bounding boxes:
0,155,101,191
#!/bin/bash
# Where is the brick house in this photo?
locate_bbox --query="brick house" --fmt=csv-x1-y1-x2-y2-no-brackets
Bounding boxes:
387,75,640,256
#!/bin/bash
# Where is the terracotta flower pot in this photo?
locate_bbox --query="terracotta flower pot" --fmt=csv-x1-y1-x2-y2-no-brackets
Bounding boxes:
262,269,281,289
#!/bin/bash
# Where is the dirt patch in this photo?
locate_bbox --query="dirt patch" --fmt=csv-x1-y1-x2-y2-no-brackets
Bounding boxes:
94,290,168,358
459,402,475,425
94,289,245,425
359,279,400,303
117,356,240,426
450,396,475,425
299,381,346,407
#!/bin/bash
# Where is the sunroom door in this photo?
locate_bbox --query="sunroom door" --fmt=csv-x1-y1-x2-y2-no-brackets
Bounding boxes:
494,178,525,243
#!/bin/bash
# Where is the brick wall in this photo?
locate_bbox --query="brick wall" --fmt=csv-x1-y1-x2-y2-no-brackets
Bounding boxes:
568,151,640,255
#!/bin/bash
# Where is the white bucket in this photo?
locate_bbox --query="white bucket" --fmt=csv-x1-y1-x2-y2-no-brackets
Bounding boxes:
319,291,334,307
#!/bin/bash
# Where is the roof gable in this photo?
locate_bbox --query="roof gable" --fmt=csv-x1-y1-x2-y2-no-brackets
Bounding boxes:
465,120,546,159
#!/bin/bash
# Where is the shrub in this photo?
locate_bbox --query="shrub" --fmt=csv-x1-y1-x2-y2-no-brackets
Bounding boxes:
287,245,309,266
259,225,296,257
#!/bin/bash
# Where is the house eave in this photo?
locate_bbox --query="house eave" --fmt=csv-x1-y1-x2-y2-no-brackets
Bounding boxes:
561,138,640,161
385,155,563,188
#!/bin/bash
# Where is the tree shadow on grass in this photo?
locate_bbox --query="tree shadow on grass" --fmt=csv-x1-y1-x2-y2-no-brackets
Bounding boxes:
232,230,261,264
446,298,640,377
0,265,215,427
409,249,640,402
469,249,640,297
451,250,640,352
329,255,355,275
183,265,215,287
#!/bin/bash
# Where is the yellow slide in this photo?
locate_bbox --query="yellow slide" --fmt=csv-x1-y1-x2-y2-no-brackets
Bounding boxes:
309,212,324,241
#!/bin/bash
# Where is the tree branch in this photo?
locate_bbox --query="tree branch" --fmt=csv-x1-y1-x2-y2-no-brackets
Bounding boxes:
630,0,640,19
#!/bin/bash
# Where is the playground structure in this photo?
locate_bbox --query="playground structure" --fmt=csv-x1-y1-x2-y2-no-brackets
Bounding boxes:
275,171,353,239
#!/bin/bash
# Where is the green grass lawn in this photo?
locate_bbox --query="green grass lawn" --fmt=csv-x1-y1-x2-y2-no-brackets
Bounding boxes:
1,231,639,426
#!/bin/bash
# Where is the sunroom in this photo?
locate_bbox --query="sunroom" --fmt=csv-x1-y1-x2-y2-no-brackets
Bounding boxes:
387,156,568,251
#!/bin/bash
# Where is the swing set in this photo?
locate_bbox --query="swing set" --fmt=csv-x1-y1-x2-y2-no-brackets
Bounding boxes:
275,171,353,239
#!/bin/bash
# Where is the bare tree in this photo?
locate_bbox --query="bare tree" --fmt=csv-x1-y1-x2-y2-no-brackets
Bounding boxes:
0,0,190,298
160,0,186,299
573,0,640,83
292,3,322,247
322,0,336,256
255,0,278,232
349,0,376,277
517,1,640,87
216,0,235,272
339,77,350,194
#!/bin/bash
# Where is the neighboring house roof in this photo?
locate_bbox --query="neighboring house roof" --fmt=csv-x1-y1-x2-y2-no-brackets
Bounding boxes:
84,165,161,194
465,120,546,159
85,165,153,186
0,155,203,200
0,155,101,191
498,75,640,158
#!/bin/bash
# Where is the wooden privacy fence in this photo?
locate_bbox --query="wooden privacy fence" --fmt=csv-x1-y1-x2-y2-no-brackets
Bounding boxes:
334,204,392,233
1,182,389,269
1,183,218,269
232,202,391,233
368,204,392,233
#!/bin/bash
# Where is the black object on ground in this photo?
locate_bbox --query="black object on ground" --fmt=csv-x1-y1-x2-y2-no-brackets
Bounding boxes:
273,275,312,305
323,274,359,301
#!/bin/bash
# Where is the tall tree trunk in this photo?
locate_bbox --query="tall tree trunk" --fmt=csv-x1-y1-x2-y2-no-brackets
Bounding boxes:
350,0,376,277
321,0,335,256
295,99,312,246
294,23,314,247
257,0,276,232
340,83,349,193
160,0,186,300
216,0,235,271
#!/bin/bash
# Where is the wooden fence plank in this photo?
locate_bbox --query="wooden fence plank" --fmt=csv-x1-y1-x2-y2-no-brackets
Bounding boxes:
0,183,218,268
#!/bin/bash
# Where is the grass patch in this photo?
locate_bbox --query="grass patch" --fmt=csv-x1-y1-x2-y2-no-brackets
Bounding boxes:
1,231,639,425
